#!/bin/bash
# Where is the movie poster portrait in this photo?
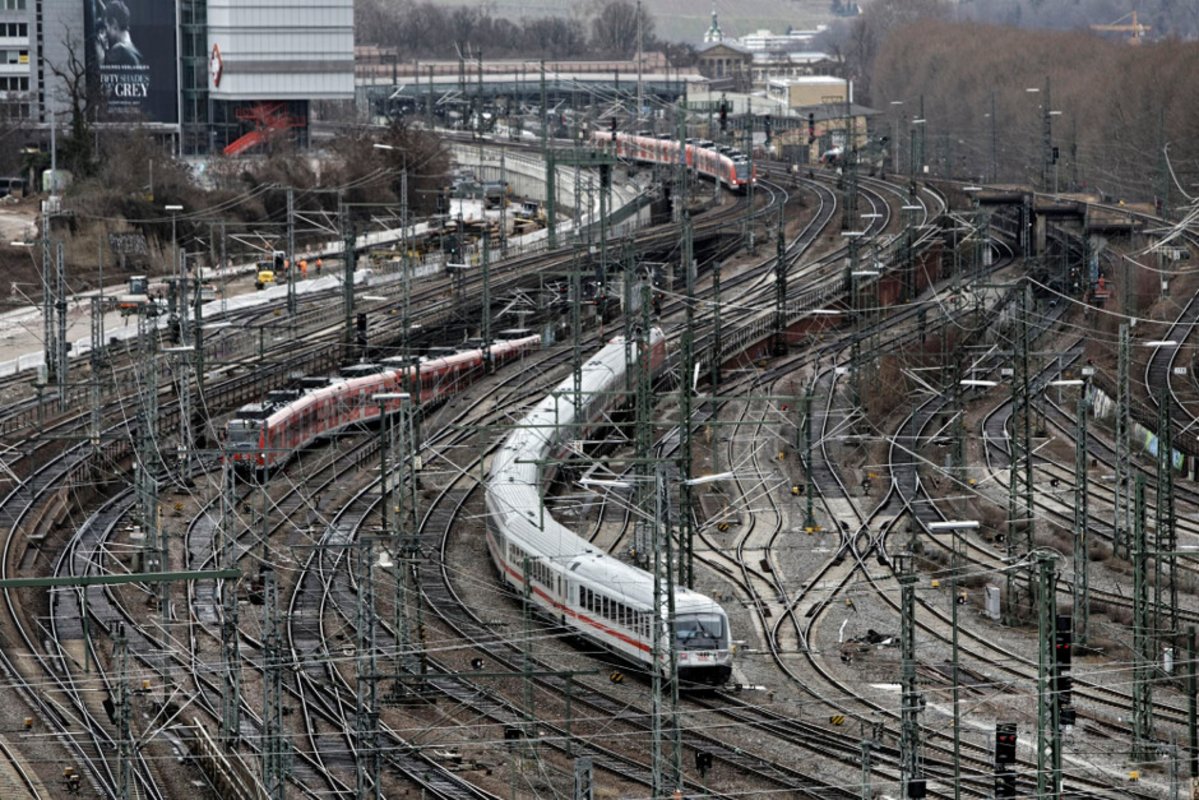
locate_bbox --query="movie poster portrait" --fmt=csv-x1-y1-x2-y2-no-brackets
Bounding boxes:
84,0,178,123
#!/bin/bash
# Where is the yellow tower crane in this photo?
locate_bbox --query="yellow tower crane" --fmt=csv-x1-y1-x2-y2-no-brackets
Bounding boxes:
1091,10,1152,45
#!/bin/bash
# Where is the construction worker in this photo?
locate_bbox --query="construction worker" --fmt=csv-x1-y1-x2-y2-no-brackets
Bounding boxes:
315,257,323,275
299,258,308,277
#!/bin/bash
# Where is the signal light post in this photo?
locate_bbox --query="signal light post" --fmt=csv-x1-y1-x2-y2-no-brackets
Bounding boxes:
1036,553,1063,798
994,723,1017,799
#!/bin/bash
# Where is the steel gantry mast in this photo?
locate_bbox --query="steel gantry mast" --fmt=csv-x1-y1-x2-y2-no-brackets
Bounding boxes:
1132,474,1155,761
679,212,696,588
773,205,787,356
1115,323,1132,559
136,308,162,591
261,566,288,799
898,551,924,798
115,622,133,800
286,186,297,318
1005,285,1035,622
1073,389,1090,646
1035,553,1062,799
219,461,242,748
355,539,380,800
1155,395,1177,645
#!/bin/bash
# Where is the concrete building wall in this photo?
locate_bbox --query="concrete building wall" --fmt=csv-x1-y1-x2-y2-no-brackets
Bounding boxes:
208,0,353,101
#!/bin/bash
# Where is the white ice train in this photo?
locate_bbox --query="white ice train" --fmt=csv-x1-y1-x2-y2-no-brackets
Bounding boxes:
485,328,733,686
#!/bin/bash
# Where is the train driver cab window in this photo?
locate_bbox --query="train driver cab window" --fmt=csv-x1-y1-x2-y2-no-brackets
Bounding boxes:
673,614,726,651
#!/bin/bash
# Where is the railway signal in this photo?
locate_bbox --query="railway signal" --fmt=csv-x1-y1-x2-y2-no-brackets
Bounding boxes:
1055,614,1074,718
994,722,1018,799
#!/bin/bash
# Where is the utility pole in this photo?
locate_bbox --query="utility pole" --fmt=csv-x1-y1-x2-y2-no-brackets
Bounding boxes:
54,241,67,408
1035,553,1062,799
377,394,421,687
950,528,963,800
621,240,635,389
482,229,492,369
135,309,161,585
860,725,877,800
898,553,923,798
1132,474,1155,761
261,566,287,800
1155,394,1177,645
355,540,380,800
990,91,998,183
1005,285,1034,623
1156,108,1169,218
674,104,687,224
570,247,583,410
651,464,682,798
168,347,194,482
950,353,965,487
679,212,696,588
1114,323,1131,559
286,187,296,318
541,61,556,250
772,205,787,356
635,0,643,125
848,235,863,409
1073,389,1090,646
89,296,107,455
802,381,816,530
115,623,133,800
192,271,208,441
219,461,242,748
341,201,357,355
1188,627,1197,783
41,209,57,391
917,94,926,176
843,93,859,229
709,258,722,403
743,104,755,254
498,153,508,253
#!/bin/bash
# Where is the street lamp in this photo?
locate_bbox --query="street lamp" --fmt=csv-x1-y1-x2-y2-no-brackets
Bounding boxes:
911,118,926,174
164,204,185,343
927,517,979,800
889,100,904,174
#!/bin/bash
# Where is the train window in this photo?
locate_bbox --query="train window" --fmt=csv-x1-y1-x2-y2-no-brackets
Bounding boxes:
674,614,726,650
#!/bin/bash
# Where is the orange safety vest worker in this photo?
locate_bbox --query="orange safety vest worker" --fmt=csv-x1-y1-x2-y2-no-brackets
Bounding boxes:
316,258,323,274
299,258,308,276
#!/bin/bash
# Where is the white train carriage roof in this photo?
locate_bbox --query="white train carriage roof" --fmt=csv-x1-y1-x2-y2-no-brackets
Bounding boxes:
486,328,728,617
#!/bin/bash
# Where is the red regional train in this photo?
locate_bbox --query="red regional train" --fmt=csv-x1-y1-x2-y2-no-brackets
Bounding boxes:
593,130,756,190
225,334,541,474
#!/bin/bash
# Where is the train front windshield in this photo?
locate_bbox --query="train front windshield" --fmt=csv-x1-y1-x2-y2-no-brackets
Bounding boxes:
674,613,726,651
733,160,751,185
226,420,263,448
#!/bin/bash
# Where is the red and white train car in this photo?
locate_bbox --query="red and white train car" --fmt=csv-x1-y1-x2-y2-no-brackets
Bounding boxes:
593,130,755,190
226,335,540,473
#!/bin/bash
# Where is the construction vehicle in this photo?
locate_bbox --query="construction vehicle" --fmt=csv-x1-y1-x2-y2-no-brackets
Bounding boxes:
1091,11,1151,44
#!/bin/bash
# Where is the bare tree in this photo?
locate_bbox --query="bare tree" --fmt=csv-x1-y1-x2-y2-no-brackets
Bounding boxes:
45,32,98,177
590,0,654,59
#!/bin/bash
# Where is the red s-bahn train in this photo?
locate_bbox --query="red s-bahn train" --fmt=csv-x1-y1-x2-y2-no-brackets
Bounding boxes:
593,130,756,190
225,334,541,474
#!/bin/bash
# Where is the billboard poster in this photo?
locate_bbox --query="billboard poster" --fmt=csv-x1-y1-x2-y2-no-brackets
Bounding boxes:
84,0,178,123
